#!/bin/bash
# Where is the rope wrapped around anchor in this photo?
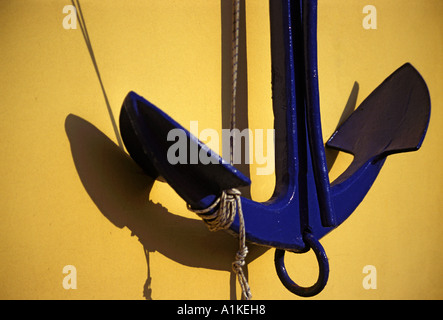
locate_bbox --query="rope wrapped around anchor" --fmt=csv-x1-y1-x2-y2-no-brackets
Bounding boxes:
187,188,252,300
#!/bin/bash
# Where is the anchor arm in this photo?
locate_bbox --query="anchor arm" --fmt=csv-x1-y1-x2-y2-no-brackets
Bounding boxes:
304,61,430,240
324,62,431,228
301,0,431,236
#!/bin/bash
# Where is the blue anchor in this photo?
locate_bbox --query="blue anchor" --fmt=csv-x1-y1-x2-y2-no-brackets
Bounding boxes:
119,0,430,297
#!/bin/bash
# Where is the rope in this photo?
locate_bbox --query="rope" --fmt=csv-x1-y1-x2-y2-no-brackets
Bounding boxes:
230,0,241,165
188,189,251,300
187,0,251,300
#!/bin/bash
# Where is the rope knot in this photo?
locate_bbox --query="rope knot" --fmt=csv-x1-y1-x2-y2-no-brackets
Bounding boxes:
232,245,248,272
232,245,251,300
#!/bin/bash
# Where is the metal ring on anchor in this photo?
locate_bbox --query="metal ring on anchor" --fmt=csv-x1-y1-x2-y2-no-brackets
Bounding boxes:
274,232,329,297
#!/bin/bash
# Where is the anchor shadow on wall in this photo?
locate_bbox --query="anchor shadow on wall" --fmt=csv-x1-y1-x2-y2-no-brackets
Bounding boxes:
65,114,268,299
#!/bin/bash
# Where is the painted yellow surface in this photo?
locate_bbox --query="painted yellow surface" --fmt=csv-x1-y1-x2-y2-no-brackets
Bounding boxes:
0,0,442,299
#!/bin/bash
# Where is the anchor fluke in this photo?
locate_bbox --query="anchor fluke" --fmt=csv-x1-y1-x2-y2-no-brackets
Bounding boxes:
326,63,431,184
119,91,250,210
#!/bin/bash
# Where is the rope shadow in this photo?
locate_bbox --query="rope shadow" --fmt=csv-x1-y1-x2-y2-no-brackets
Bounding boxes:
71,0,123,149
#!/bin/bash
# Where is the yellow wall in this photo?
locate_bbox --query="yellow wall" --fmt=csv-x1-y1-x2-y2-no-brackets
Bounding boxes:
0,0,442,299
